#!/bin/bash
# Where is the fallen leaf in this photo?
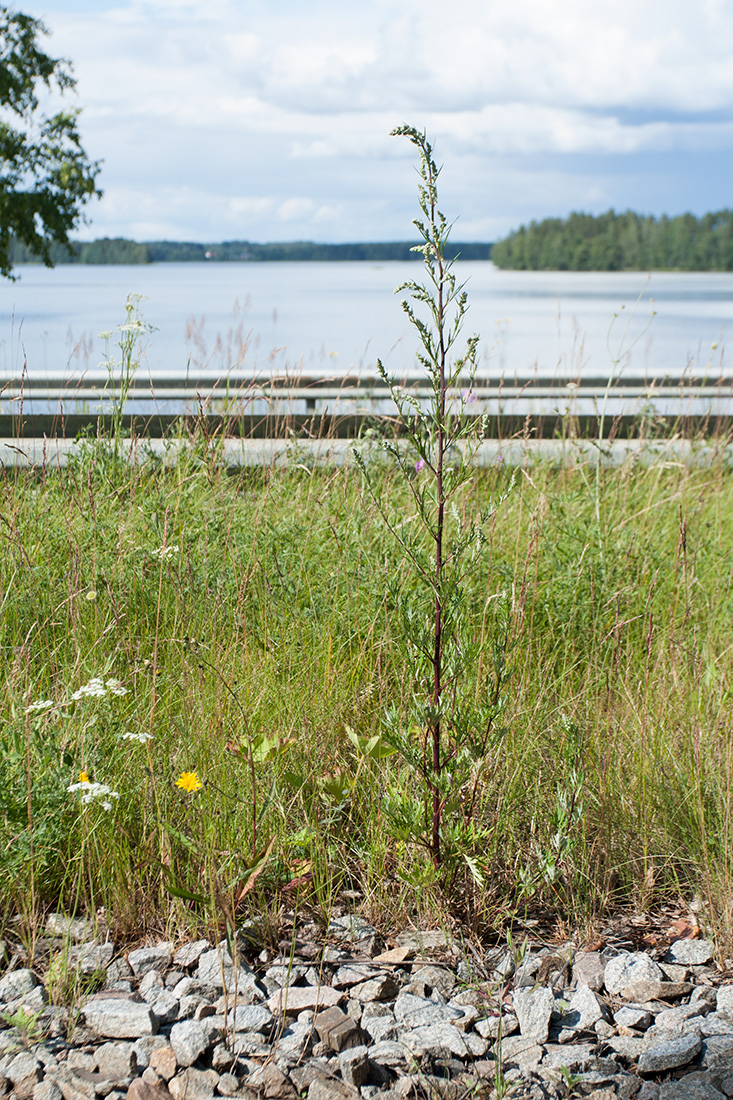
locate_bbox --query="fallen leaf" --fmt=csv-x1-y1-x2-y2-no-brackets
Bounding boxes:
668,918,699,941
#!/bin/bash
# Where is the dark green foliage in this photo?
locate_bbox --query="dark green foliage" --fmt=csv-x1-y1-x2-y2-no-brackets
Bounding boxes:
8,237,493,266
491,209,733,271
0,6,102,279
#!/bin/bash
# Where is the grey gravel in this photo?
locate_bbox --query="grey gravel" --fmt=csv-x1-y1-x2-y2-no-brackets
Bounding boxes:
638,1032,702,1073
2,923,733,1099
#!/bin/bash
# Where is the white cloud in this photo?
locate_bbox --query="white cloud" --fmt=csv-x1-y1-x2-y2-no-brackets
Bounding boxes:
24,0,733,240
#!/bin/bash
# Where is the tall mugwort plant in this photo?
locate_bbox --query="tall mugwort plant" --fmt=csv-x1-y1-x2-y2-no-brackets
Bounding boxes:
355,125,512,879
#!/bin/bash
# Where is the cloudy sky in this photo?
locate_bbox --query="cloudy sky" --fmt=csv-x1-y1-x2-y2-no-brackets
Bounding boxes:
20,0,733,244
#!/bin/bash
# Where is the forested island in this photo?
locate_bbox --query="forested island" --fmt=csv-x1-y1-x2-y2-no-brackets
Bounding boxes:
491,209,733,271
7,237,492,265
10,210,733,270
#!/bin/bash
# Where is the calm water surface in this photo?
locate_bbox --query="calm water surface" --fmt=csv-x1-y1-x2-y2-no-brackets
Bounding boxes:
1,262,731,382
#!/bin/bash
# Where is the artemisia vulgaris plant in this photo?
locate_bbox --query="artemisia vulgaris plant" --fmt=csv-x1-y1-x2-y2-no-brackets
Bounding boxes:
355,125,512,887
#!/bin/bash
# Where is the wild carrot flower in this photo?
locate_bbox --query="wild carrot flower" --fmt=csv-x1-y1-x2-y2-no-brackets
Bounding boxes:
67,774,119,811
105,678,128,696
121,731,152,743
72,678,107,700
175,771,203,794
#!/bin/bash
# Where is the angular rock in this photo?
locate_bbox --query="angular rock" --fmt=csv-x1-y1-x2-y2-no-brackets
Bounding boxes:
361,1014,397,1043
332,965,377,989
172,942,210,970
128,1083,174,1100
603,1035,651,1061
276,1019,315,1062
94,1041,137,1078
543,1042,597,1071
400,1023,488,1058
475,1013,519,1039
664,940,715,967
367,1040,411,1070
248,1063,297,1099
513,985,555,1043
230,1032,271,1057
267,985,342,1014
314,1006,363,1052
149,1046,177,1082
348,974,400,1003
702,1014,733,1037
195,949,260,999
307,1077,359,1100
452,1003,480,1031
411,965,456,996
621,980,693,1002
6,1052,42,1098
339,1044,370,1088
216,1074,240,1097
68,1052,96,1072
485,949,516,982
33,1081,64,1100
168,1067,219,1100
139,972,165,1000
659,1074,726,1099
700,1035,733,1074
0,968,38,1003
72,942,114,974
210,1044,233,1073
394,930,452,954
394,992,461,1029
106,958,134,982
128,945,173,977
614,1006,653,1030
604,953,665,995
131,1036,170,1070
169,1019,219,1067
638,1032,702,1073
45,913,94,943
226,1004,274,1034
82,993,158,1039
557,984,607,1032
717,987,733,1017
571,952,606,993
655,1002,711,1031
150,991,179,1025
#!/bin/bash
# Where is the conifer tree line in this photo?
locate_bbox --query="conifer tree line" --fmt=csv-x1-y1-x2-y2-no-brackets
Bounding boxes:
491,210,733,271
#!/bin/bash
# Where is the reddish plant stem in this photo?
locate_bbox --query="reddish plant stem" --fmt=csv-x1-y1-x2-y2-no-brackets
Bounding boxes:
430,176,446,868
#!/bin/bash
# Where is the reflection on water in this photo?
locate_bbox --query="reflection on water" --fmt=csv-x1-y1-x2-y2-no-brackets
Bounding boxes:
1,262,731,383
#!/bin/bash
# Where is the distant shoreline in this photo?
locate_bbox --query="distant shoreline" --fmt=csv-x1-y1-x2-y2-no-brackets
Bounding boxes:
8,238,494,266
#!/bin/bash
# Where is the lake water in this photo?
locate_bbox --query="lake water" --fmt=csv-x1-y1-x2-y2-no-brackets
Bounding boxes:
1,262,731,383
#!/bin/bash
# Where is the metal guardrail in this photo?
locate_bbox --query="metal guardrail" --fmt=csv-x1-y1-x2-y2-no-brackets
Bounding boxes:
3,372,733,437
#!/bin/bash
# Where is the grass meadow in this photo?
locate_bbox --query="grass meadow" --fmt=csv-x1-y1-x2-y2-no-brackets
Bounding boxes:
2,432,733,952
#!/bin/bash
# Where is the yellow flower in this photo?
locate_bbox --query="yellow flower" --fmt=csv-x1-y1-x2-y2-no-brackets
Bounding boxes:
78,770,90,784
175,770,203,794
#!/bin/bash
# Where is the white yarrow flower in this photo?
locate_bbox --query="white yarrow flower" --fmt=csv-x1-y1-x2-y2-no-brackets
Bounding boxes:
121,731,152,743
151,545,180,561
71,676,128,700
25,699,55,714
